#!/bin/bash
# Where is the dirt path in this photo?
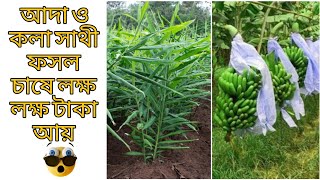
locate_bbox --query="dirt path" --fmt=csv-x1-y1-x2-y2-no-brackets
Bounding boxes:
107,98,211,179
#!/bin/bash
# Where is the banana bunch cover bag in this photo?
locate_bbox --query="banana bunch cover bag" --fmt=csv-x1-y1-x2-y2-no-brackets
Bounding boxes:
306,37,320,63
230,34,276,135
268,37,305,127
291,33,320,94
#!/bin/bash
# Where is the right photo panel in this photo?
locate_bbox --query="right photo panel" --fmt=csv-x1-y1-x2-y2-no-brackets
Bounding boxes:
212,1,319,179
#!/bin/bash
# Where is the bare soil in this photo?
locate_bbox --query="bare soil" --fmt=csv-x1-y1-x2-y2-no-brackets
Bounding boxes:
107,98,211,179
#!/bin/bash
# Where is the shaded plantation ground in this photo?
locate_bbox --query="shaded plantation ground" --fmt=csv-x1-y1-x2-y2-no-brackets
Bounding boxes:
212,78,319,179
107,98,211,179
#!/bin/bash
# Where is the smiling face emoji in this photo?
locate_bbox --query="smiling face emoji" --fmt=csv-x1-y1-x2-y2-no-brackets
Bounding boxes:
44,147,77,177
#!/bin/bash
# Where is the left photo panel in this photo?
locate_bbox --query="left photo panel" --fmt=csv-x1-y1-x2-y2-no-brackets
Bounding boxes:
106,1,212,179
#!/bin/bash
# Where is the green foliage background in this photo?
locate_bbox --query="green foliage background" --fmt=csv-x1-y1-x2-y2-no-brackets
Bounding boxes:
107,1,211,35
212,1,320,67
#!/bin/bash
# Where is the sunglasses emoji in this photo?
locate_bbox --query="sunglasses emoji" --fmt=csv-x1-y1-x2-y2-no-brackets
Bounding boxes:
44,147,77,177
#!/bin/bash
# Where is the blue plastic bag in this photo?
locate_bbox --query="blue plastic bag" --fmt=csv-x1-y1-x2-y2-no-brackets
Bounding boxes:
314,39,320,58
268,37,305,127
291,33,320,94
230,34,277,135
306,37,320,63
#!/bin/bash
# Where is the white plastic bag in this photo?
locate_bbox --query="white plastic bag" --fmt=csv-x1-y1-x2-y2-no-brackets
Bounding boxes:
291,33,320,94
306,37,320,63
230,34,277,135
268,37,305,127
314,39,320,58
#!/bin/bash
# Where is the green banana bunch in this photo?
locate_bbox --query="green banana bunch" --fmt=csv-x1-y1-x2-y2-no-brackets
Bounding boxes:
262,53,296,106
214,67,262,134
283,46,308,87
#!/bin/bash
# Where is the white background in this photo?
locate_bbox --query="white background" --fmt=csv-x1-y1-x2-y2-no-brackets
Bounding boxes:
0,0,106,179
